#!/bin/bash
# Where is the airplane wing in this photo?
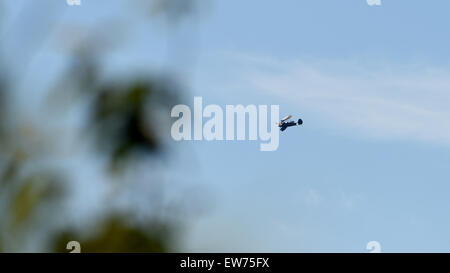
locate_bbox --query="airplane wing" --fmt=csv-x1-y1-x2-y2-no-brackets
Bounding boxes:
281,115,292,122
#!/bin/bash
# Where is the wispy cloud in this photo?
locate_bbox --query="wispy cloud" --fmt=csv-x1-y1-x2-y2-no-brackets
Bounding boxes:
218,52,450,145
304,189,321,207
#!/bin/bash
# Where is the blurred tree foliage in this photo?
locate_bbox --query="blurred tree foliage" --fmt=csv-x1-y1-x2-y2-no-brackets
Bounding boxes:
0,0,199,252
53,215,170,253
90,78,179,171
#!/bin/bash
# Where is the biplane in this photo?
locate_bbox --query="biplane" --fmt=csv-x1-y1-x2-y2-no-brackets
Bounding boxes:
278,115,303,132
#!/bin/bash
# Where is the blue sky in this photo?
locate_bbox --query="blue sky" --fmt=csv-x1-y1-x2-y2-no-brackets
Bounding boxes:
182,0,450,252
4,0,450,252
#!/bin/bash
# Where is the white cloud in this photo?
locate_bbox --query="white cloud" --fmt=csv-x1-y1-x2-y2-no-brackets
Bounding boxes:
304,189,321,206
223,53,450,146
